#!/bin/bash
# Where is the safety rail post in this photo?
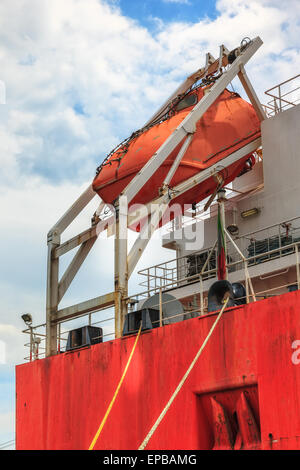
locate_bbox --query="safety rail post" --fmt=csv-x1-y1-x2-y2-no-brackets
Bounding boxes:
244,261,250,303
278,84,282,112
199,274,204,315
34,338,40,361
217,188,228,280
46,233,60,357
114,195,128,338
147,268,150,293
278,224,282,251
296,243,300,290
29,326,33,362
58,323,61,354
159,288,163,327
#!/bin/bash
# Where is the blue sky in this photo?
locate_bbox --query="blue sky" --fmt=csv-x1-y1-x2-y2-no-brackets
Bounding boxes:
119,0,218,28
0,0,299,449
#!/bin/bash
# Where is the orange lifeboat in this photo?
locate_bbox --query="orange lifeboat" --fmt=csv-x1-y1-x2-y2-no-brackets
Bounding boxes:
92,87,261,226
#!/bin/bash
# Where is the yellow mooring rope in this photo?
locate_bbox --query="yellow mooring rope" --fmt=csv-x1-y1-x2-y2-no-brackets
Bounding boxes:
89,323,142,450
138,297,229,450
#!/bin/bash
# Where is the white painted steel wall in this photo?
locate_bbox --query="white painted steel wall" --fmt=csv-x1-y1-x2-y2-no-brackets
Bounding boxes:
163,103,300,256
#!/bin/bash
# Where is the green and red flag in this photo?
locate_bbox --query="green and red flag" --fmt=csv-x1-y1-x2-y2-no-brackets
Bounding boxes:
217,204,227,280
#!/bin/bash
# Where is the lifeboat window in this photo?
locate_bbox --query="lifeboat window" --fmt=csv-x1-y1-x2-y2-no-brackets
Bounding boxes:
175,93,197,111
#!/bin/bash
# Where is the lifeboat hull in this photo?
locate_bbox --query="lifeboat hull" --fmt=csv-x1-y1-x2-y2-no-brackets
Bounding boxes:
92,88,261,226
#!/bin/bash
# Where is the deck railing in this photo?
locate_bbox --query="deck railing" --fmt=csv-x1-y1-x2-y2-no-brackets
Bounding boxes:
24,215,300,361
138,215,300,292
263,74,300,116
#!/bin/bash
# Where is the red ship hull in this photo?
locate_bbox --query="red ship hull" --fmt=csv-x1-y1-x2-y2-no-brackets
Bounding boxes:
16,290,300,450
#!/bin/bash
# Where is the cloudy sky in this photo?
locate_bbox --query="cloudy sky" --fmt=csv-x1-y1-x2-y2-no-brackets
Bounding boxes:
0,0,299,449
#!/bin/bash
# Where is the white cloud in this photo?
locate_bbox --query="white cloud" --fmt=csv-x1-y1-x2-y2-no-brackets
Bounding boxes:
0,325,24,365
0,0,172,186
0,0,299,191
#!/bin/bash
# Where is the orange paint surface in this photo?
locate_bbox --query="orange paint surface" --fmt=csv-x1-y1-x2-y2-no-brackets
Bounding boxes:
92,88,261,226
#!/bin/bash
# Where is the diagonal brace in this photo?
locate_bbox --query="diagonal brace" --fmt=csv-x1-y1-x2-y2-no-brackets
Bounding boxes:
123,37,263,205
58,237,97,304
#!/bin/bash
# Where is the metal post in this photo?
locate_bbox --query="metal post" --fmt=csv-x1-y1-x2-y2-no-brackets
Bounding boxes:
279,224,282,252
244,261,250,303
46,232,60,357
159,288,163,327
34,337,41,360
29,326,33,362
217,189,228,280
296,244,300,290
58,323,61,353
278,84,282,112
199,275,204,315
114,195,128,338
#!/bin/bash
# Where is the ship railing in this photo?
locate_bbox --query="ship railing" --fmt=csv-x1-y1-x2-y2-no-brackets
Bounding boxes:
23,216,300,360
23,238,300,360
263,74,300,117
138,215,300,292
22,308,116,362
127,238,300,330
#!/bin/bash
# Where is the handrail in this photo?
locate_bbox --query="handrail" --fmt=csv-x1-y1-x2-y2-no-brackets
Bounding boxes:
263,74,300,116
23,216,300,361
138,214,300,289
134,239,300,299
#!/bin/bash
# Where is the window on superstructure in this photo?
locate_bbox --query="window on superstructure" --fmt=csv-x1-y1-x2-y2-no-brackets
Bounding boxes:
175,93,197,111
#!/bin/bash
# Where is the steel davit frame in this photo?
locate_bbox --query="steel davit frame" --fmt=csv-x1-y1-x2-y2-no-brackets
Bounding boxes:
45,36,265,356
